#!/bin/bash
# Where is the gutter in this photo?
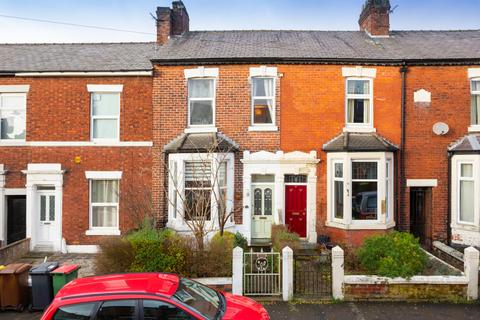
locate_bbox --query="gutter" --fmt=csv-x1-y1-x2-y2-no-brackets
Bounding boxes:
151,57,480,67
399,63,408,231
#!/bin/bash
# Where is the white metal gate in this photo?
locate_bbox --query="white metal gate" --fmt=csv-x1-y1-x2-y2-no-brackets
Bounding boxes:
243,249,282,296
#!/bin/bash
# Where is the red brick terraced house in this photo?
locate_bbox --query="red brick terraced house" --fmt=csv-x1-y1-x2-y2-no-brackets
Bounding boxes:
1,0,480,253
0,43,155,252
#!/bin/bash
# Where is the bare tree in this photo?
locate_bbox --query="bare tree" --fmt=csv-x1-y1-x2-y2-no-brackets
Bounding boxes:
165,134,239,250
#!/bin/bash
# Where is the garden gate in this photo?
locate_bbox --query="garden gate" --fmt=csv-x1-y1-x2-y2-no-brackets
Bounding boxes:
243,249,282,296
294,251,332,298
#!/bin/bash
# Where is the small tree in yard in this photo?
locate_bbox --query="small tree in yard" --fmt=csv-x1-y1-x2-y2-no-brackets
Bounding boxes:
165,134,239,250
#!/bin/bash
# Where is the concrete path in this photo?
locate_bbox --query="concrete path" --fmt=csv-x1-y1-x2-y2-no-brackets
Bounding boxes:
1,302,479,319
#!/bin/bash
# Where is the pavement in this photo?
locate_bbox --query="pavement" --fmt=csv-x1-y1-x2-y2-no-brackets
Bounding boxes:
1,302,479,319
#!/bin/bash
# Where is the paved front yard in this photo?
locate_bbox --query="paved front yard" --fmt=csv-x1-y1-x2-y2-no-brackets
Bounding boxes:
1,302,479,319
15,252,97,278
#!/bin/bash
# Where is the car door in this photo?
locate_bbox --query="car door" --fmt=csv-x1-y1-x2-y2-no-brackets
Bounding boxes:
94,299,139,320
51,302,98,320
141,299,200,320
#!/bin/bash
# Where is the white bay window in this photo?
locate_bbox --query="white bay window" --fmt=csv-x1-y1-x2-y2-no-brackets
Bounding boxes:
327,152,394,229
167,153,234,230
451,155,480,246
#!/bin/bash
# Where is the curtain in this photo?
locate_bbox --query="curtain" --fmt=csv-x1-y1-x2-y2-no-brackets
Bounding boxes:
264,78,274,121
189,79,214,98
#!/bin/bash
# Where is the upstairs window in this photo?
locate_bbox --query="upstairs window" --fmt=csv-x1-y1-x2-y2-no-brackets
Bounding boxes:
0,93,26,141
188,78,215,127
252,77,275,125
91,92,120,141
346,79,373,128
471,80,480,125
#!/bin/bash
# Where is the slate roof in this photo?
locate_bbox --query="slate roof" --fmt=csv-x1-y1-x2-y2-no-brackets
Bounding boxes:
448,134,480,153
1,30,480,72
0,42,156,72
323,132,398,152
164,132,239,153
153,30,480,63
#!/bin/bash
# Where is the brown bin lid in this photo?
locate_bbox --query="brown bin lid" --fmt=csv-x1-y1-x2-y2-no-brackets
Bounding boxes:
0,263,31,275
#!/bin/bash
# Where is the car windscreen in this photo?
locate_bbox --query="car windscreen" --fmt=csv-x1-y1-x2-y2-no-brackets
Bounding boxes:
173,278,221,320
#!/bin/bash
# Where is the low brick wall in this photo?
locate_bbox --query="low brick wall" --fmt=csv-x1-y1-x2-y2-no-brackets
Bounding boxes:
344,275,468,301
0,238,30,265
193,277,233,293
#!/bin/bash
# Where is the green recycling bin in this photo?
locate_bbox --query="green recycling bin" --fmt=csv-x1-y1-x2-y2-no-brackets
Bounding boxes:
51,264,80,296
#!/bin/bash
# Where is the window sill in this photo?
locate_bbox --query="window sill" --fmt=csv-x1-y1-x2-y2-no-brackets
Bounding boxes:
248,126,278,132
326,220,395,230
451,222,479,231
343,127,376,133
85,229,121,236
468,125,480,133
184,127,218,134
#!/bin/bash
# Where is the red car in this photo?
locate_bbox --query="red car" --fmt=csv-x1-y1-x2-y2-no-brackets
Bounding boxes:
40,273,269,320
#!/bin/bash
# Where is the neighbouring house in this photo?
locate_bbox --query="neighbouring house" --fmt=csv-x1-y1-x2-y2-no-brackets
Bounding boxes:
1,0,480,253
0,44,154,252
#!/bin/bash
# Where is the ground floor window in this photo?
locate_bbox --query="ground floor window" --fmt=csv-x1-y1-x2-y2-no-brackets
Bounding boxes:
90,180,119,228
85,171,122,235
167,153,234,228
328,152,394,229
457,162,476,224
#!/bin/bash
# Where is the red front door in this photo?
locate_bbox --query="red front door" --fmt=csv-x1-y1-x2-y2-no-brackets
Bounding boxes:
285,185,307,238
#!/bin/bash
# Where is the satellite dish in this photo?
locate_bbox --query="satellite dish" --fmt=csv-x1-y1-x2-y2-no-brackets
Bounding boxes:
433,122,449,136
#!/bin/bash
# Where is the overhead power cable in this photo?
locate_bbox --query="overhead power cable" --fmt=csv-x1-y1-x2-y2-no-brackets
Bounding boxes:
0,13,155,35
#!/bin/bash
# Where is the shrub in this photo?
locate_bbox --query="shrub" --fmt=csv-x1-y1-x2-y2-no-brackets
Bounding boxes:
129,228,187,274
233,232,248,250
271,225,300,252
211,231,235,249
357,231,428,278
95,237,135,275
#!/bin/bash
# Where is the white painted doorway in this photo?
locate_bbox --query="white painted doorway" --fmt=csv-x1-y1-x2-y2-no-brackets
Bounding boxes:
36,190,56,250
251,175,275,240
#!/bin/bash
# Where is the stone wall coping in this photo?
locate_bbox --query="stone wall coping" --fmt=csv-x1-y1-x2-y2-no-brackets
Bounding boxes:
0,237,30,251
192,277,233,286
433,241,464,262
344,275,468,285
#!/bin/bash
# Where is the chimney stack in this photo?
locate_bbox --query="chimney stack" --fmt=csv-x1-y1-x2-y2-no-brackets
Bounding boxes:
358,0,391,37
156,1,189,45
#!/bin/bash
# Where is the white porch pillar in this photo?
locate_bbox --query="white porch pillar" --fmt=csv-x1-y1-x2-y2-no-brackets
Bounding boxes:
232,246,244,295
0,165,6,245
307,174,317,243
54,183,63,252
242,173,252,245
332,246,345,300
282,246,294,301
275,174,285,225
464,246,479,300
25,185,35,251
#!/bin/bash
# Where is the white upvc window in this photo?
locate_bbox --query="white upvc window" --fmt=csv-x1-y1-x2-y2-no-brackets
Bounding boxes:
345,78,373,130
0,93,26,141
85,171,122,235
471,79,480,126
458,162,475,225
167,153,234,230
327,152,394,230
188,78,216,127
251,77,275,126
90,92,120,141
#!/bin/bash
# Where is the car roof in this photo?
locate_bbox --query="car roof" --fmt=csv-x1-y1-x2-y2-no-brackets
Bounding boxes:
55,273,180,299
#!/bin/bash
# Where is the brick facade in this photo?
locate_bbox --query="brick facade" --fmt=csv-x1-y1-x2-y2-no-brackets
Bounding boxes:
0,76,153,247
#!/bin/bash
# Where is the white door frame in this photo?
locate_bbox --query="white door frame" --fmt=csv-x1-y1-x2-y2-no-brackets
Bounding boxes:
241,151,319,245
22,164,64,251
